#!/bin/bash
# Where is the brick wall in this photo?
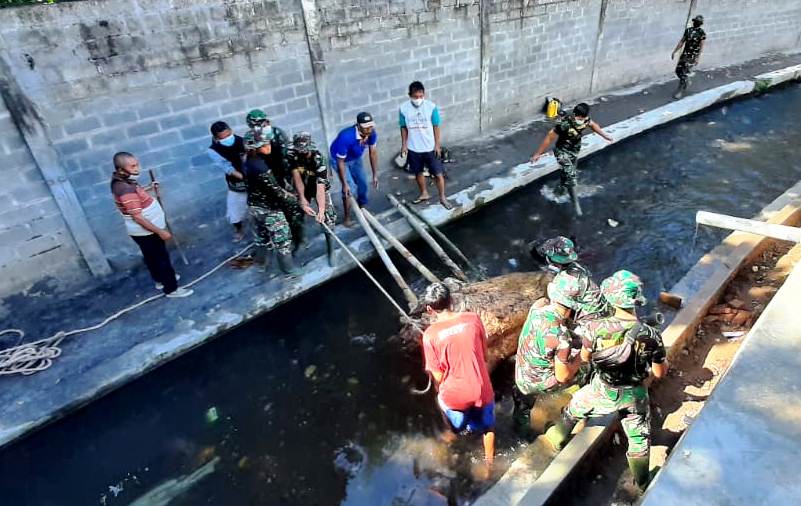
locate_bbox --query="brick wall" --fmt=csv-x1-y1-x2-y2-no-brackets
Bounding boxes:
0,101,87,294
0,0,800,297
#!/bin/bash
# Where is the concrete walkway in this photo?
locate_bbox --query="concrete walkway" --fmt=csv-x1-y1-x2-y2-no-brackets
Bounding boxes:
642,260,801,505
0,52,799,451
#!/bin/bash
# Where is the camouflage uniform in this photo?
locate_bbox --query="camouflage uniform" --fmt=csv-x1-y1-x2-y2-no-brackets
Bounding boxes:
243,155,300,256
515,304,580,395
286,147,337,228
553,115,591,188
550,263,611,323
675,26,706,90
568,317,665,457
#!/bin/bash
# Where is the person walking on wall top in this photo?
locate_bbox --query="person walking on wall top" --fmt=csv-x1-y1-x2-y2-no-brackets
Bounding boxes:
329,112,379,227
399,81,452,210
110,152,193,298
207,121,248,242
671,15,706,100
530,103,613,217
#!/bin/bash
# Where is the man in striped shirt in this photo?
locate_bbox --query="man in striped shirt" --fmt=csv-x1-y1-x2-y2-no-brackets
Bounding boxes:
110,152,192,298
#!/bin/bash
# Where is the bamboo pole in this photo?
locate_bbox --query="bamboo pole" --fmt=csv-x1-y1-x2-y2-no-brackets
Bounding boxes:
404,202,483,279
387,194,468,281
362,209,440,284
696,210,801,243
148,169,190,265
350,197,418,308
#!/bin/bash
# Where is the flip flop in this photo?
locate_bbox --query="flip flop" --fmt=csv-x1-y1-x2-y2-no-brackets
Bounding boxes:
412,196,430,204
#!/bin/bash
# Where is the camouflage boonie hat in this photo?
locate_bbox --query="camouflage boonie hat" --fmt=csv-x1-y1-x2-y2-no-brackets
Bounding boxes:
243,131,269,150
547,276,580,310
539,236,578,265
601,270,646,309
246,108,268,127
292,131,314,152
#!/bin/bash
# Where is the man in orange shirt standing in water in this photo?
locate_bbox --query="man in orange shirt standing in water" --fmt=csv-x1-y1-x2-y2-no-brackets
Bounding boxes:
420,282,496,476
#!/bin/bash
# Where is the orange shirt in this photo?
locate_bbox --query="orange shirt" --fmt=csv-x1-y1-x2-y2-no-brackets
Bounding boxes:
422,312,495,410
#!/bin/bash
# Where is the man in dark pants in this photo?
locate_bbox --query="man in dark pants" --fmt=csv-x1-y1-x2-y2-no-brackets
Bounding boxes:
110,152,193,298
671,15,706,99
530,103,613,217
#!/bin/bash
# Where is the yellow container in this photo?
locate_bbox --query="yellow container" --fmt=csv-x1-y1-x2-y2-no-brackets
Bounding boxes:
546,98,560,119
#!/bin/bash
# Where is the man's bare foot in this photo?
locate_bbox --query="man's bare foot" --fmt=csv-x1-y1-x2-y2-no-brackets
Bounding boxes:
343,219,356,228
439,198,453,210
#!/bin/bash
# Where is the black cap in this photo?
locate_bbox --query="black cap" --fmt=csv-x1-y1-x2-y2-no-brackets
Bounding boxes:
356,112,375,127
693,14,704,23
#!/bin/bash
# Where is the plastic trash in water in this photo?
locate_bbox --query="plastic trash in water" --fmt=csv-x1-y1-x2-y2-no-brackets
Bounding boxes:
206,407,219,424
607,218,620,228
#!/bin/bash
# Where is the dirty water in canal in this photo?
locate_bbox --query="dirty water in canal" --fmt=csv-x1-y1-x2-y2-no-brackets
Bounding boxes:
3,83,801,506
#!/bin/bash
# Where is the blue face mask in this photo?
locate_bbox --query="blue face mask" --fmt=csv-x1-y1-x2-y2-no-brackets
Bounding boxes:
218,134,235,147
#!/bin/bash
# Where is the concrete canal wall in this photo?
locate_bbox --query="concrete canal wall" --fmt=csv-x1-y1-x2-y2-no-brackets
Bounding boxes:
1,0,801,296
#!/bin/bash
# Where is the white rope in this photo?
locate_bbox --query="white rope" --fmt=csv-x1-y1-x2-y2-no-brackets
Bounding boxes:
0,244,254,377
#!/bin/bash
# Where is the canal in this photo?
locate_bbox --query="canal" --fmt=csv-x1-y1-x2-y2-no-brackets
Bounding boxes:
2,83,801,506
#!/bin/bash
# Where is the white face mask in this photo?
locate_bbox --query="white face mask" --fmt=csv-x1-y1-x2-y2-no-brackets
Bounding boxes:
254,125,272,135
127,172,141,181
411,98,424,107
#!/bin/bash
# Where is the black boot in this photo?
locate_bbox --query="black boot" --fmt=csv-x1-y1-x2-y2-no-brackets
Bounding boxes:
627,454,651,491
292,223,308,253
325,232,336,267
567,185,582,217
277,252,301,277
544,410,578,451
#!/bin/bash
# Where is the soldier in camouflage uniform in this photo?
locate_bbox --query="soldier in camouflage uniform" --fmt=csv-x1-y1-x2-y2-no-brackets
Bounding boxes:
536,236,611,323
530,103,613,216
513,281,585,434
671,15,706,99
287,132,338,266
243,132,313,276
545,270,669,490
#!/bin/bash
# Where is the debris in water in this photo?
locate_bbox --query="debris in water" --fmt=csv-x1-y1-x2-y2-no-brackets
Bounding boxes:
304,365,317,378
607,218,619,228
722,330,746,340
263,403,273,413
401,375,410,384
205,407,219,424
334,442,367,476
752,265,759,272
109,483,124,497
347,377,360,386
508,258,519,268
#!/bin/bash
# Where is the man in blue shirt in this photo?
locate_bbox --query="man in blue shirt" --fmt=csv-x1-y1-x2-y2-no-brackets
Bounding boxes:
329,112,379,227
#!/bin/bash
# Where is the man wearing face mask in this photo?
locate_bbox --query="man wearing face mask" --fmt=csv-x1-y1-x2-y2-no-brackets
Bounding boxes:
245,109,291,188
329,112,379,227
400,81,451,210
207,121,247,242
530,103,613,216
110,152,193,298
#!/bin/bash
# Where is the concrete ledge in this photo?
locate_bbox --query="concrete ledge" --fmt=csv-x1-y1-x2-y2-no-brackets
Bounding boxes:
474,175,801,506
754,64,801,88
2,64,800,452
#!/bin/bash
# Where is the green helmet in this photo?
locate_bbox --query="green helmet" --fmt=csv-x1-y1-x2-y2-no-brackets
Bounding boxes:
547,276,580,311
246,109,268,128
292,131,314,153
539,236,578,265
601,270,646,309
243,131,269,150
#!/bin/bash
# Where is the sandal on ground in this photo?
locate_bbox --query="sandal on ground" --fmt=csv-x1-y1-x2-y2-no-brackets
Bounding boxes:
440,199,454,210
412,196,430,204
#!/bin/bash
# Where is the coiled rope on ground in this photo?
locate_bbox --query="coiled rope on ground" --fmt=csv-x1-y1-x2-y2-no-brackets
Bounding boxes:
0,244,254,377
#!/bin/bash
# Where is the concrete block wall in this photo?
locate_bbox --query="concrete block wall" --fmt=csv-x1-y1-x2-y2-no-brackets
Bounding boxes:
484,0,602,129
592,0,693,92
0,0,320,266
315,0,481,154
0,101,87,294
0,0,800,297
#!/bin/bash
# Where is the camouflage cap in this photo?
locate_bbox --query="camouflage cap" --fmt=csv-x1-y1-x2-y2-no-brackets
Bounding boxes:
547,274,581,311
539,236,578,265
292,131,314,152
243,131,269,150
601,270,647,309
246,108,268,127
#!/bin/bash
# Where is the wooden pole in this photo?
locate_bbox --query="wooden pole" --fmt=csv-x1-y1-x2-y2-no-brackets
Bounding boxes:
350,197,418,308
149,169,190,265
696,210,801,243
362,209,440,284
404,202,483,279
387,194,468,281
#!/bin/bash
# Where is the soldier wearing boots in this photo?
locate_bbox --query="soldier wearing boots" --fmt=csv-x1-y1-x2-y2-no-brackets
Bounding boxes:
530,104,613,216
242,132,313,276
545,270,668,491
535,236,611,324
671,15,706,100
287,132,338,266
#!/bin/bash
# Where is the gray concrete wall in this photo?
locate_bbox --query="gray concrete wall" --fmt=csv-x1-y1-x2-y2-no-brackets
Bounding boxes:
1,0,800,297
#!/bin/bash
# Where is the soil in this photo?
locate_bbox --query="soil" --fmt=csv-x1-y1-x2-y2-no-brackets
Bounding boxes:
570,241,801,506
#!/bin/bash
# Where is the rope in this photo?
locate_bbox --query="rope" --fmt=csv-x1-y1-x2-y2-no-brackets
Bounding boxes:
322,223,432,396
0,244,253,377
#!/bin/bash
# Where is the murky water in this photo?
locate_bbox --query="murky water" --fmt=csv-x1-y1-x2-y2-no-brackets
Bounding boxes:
2,84,801,506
